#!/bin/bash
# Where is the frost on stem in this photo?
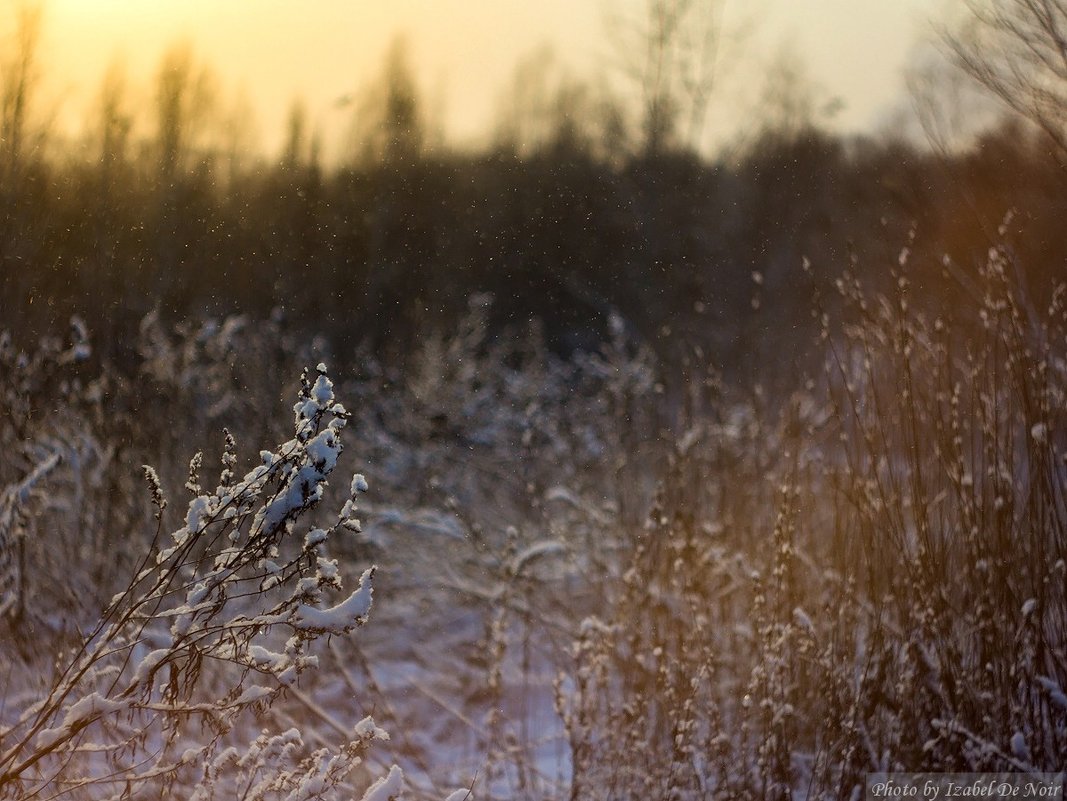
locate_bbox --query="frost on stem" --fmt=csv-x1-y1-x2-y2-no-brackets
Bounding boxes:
0,365,399,800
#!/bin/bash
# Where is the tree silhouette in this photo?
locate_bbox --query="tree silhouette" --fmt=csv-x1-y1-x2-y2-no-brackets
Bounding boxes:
0,0,42,186
945,0,1067,164
609,0,729,156
351,38,423,167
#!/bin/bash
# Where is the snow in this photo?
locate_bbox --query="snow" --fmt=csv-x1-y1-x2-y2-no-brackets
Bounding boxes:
1,361,401,796
305,429,341,471
293,567,376,634
185,494,214,534
312,373,334,405
35,693,129,750
131,648,170,688
247,645,286,670
316,557,340,583
578,616,614,636
7,452,61,506
305,528,328,548
1010,731,1030,761
256,466,327,533
792,606,815,634
186,582,210,605
354,716,390,741
360,765,404,801
171,608,195,637
351,473,370,494
1037,676,1067,710
509,540,565,576
544,485,581,506
234,685,274,705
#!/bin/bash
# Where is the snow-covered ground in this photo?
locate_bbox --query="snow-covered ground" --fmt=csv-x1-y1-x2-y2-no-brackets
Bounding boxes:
2,268,1066,799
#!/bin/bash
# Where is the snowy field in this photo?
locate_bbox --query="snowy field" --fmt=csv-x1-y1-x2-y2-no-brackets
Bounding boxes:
1,250,1065,800
5,0,1067,797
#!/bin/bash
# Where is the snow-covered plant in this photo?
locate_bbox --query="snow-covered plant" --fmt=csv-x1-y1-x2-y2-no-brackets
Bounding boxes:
0,318,92,445
0,450,61,621
0,319,131,628
546,237,1067,800
811,239,1067,776
0,365,403,800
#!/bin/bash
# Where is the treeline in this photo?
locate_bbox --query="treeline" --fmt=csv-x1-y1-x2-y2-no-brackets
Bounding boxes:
2,25,1066,389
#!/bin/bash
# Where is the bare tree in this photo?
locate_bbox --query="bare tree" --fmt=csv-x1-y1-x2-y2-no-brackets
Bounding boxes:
217,87,259,190
281,98,309,170
907,45,999,156
493,47,625,158
751,45,821,143
608,0,730,156
350,38,423,167
494,46,558,156
377,39,421,165
944,0,1067,162
95,60,133,181
153,42,216,182
0,0,43,184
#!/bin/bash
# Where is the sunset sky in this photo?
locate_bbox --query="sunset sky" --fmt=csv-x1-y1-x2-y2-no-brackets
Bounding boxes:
33,0,948,159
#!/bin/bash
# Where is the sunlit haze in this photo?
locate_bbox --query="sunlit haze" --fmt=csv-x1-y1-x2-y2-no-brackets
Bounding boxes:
14,0,951,161
32,0,944,160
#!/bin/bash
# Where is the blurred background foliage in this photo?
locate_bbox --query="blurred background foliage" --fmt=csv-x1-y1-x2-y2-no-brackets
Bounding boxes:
1,0,1063,408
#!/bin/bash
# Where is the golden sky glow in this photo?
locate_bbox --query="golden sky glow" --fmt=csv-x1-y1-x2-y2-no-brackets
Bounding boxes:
32,0,942,159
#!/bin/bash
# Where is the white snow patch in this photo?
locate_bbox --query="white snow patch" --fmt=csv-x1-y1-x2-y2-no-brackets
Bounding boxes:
36,693,128,750
132,648,170,687
361,765,404,801
1010,731,1029,761
293,568,375,634
792,606,815,634
235,685,273,705
354,715,390,741
185,495,213,534
305,528,328,548
312,373,334,405
509,540,565,575
305,430,340,471
1037,675,1067,710
351,473,369,494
